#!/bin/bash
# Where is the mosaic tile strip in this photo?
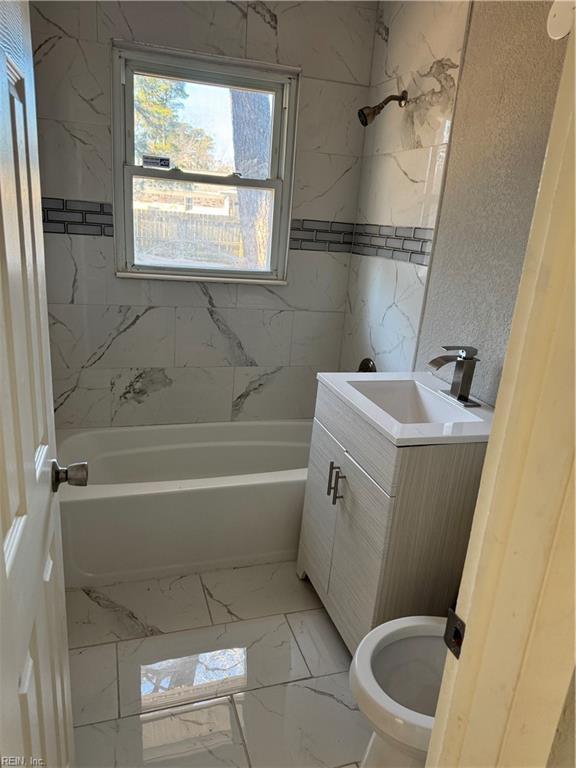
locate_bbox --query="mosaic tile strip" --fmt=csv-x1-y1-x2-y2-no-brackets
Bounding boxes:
41,199,433,265
351,222,433,265
42,198,114,237
289,219,354,253
290,219,433,265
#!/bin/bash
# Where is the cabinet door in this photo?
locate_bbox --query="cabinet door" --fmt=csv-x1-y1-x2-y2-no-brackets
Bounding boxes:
297,419,345,594
327,450,394,649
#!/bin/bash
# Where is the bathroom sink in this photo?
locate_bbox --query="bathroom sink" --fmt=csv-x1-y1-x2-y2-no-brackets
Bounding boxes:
349,379,481,425
317,372,493,446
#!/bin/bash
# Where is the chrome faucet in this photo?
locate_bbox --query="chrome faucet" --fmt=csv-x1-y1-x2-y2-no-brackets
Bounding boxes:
428,346,479,405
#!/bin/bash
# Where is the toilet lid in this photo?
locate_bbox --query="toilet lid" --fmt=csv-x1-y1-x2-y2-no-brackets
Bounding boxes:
371,635,447,717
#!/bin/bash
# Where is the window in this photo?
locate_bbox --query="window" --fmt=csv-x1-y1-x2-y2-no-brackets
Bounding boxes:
112,43,299,283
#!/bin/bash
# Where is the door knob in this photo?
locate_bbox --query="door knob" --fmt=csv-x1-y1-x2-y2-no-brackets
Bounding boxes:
51,460,88,492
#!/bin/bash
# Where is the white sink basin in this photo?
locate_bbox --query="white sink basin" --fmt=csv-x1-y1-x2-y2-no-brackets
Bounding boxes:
318,372,493,446
349,380,482,425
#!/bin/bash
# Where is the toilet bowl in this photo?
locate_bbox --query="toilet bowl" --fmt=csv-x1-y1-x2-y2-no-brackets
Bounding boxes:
350,616,447,768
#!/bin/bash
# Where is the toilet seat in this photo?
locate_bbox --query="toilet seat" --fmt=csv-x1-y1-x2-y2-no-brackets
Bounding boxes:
350,616,446,754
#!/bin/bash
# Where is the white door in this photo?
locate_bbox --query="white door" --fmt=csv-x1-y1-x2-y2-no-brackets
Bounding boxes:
0,3,75,765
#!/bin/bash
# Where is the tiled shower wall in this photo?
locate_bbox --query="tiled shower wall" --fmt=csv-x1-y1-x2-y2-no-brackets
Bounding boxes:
340,1,470,372
31,1,375,427
33,1,470,428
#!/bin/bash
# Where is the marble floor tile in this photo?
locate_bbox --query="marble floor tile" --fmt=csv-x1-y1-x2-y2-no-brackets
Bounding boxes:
66,574,211,648
69,643,118,727
287,609,351,677
234,673,371,767
74,698,249,767
117,615,310,716
201,562,321,623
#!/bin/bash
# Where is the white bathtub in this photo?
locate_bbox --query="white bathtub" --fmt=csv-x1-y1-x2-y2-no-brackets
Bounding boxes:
57,421,312,587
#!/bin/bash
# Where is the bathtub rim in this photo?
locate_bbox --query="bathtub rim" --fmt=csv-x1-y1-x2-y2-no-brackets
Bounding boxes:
57,418,314,449
60,466,308,502
57,419,311,499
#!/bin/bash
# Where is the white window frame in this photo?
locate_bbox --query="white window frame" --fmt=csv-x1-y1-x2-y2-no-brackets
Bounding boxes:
112,42,300,284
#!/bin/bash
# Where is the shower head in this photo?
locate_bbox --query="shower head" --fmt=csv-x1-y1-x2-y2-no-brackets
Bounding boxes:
358,90,408,127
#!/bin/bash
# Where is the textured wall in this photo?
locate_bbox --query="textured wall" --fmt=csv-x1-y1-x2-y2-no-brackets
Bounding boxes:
339,1,470,373
415,1,567,405
31,1,375,428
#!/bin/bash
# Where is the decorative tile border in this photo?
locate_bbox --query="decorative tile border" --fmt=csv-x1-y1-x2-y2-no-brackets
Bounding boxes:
289,219,354,253
291,219,433,265
352,222,433,266
41,199,433,265
42,198,114,237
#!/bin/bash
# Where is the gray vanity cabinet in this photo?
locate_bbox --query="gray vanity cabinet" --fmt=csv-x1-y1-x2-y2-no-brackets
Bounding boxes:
327,445,394,645
297,419,343,594
297,383,487,653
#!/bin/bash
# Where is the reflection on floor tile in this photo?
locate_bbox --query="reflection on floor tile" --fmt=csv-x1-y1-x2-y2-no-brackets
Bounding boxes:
287,609,351,677
74,698,249,767
67,574,211,648
234,673,371,767
69,643,118,726
118,615,310,716
67,564,366,766
201,562,321,623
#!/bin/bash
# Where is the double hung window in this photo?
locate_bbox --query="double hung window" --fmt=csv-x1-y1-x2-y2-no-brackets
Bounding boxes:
112,43,299,283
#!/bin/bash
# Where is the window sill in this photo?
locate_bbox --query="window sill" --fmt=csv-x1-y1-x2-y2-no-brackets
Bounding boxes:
114,269,289,286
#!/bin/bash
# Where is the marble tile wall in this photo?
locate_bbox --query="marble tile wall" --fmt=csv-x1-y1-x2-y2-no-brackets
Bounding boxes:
340,1,470,373
31,1,375,427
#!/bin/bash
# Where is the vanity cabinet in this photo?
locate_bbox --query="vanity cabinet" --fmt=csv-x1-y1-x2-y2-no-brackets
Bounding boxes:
298,419,343,594
297,382,487,653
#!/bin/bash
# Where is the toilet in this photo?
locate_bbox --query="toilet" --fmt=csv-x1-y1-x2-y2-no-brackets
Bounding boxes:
350,616,447,768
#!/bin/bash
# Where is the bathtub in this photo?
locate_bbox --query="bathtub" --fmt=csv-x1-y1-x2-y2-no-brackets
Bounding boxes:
57,421,312,587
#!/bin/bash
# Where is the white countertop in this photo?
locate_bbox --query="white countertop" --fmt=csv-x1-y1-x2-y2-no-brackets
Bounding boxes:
317,372,494,447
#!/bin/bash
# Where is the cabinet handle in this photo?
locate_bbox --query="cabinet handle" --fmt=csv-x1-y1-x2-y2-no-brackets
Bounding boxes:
326,460,337,495
331,468,346,505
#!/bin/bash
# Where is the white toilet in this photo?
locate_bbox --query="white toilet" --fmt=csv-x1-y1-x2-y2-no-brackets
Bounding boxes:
350,616,447,768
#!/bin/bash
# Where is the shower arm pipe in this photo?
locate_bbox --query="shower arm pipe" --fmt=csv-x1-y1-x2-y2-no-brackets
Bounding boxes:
373,91,408,116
